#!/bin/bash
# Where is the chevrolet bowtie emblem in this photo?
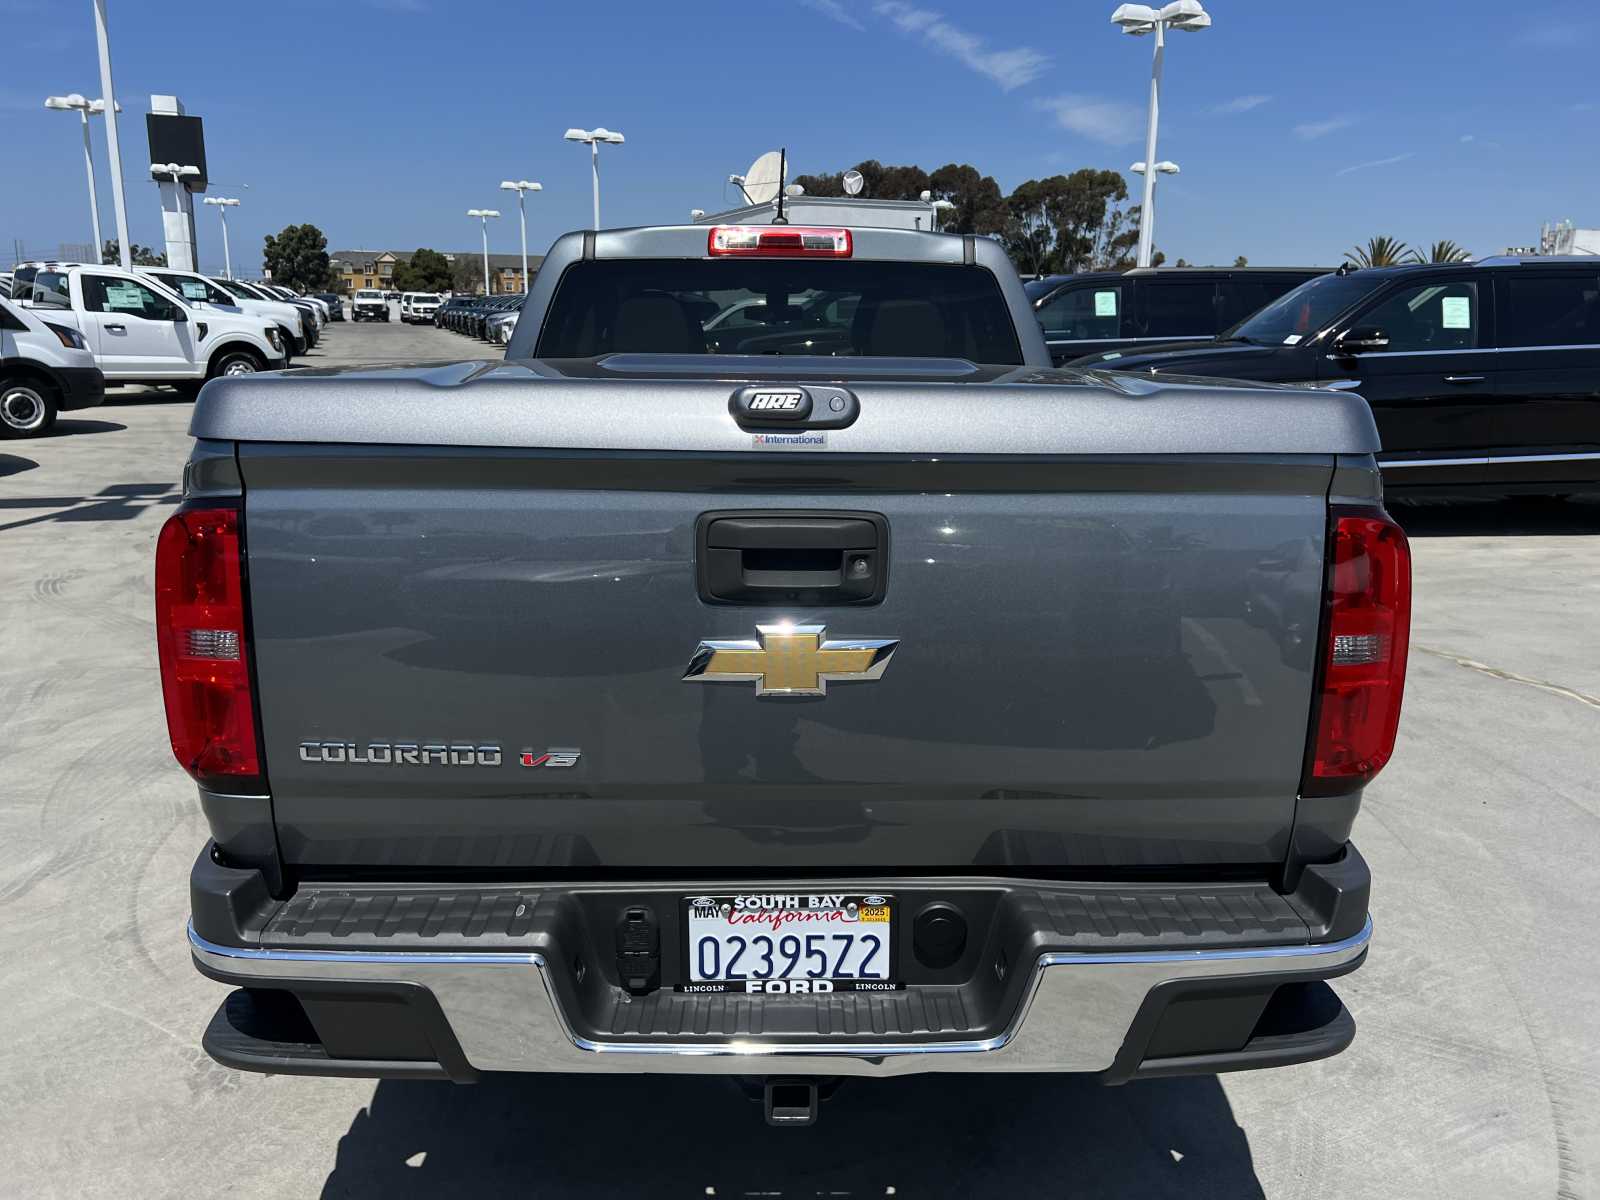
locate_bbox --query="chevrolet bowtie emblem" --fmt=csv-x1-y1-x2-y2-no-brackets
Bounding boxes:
683,624,899,697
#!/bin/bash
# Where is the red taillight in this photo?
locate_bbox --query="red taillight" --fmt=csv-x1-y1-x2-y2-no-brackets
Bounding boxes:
155,506,262,789
1303,508,1412,796
707,225,852,257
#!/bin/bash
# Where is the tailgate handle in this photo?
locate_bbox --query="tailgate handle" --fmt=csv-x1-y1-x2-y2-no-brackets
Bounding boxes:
697,512,888,605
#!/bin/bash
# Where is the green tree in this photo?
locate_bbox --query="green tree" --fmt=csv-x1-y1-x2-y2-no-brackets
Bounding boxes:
451,255,484,295
1409,240,1470,264
794,160,932,201
101,239,167,266
1233,255,1249,267
392,248,453,292
262,223,331,290
927,163,1007,236
1002,169,1143,275
794,160,1006,235
1346,236,1411,268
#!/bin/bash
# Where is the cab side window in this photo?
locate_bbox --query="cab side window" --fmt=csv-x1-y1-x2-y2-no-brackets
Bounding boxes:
1137,281,1217,338
1035,284,1123,341
1497,274,1600,347
83,276,179,321
1357,280,1481,352
26,271,73,309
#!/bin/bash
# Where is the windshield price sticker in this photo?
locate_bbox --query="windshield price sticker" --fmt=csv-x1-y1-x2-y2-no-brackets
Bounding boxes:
1094,290,1118,317
682,894,899,993
1440,296,1471,329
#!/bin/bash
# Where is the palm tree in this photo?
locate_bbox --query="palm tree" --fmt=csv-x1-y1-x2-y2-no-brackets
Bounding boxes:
1410,240,1471,264
1346,236,1412,267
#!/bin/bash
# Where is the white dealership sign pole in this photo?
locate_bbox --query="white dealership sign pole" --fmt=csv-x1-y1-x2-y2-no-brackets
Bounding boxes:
150,97,203,271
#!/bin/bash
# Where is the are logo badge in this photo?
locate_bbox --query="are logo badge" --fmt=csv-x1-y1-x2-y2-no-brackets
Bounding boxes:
730,383,812,423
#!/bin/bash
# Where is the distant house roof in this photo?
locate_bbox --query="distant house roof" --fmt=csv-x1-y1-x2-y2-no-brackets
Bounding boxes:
330,249,545,272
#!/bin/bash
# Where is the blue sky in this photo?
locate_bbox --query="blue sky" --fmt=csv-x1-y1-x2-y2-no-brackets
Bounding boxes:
2,0,1596,274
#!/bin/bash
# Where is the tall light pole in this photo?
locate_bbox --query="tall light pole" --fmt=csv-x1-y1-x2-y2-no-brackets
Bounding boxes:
563,127,624,230
204,196,240,278
91,0,132,271
43,94,119,261
1111,1,1210,267
467,209,499,295
499,180,542,293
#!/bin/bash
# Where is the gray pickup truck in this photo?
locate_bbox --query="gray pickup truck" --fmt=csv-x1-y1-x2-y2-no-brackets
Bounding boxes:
163,223,1409,1126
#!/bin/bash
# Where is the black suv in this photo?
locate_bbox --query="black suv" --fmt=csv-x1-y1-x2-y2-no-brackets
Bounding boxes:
1025,266,1326,365
1073,257,1600,496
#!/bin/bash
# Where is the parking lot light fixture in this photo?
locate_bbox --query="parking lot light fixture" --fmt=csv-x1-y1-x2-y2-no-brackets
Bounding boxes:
499,180,542,294
467,209,500,295
203,196,240,279
150,162,201,183
564,127,625,230
1111,0,1210,267
44,93,120,262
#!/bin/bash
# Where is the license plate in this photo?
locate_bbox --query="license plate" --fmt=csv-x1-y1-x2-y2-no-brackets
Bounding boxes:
682,893,897,994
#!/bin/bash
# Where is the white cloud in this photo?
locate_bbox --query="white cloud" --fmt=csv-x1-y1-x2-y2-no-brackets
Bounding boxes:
1295,115,1355,140
1210,94,1271,115
1574,101,1596,112
1335,152,1415,177
874,3,1049,91
1459,134,1475,143
800,0,864,29
1034,95,1144,145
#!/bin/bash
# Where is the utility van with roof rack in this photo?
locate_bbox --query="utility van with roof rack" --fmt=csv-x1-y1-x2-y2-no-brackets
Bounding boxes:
1026,266,1328,366
173,221,1401,1127
1073,257,1600,496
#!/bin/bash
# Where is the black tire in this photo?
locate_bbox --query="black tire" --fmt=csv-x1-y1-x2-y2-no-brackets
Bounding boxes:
208,346,266,379
0,374,59,439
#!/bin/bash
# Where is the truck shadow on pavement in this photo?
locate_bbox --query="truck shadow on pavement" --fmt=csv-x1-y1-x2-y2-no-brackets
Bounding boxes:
0,453,39,478
319,1073,1265,1199
41,418,128,437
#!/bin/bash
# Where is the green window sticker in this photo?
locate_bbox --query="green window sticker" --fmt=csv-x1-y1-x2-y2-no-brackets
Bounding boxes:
1094,290,1118,318
180,282,209,300
1441,296,1471,329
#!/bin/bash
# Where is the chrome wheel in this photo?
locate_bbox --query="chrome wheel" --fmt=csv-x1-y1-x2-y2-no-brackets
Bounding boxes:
221,358,258,376
0,383,49,434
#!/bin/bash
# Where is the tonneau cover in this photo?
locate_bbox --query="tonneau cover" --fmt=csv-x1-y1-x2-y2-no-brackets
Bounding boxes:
190,357,1379,456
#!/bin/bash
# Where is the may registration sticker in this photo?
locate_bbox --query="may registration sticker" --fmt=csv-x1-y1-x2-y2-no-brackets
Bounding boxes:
682,893,898,994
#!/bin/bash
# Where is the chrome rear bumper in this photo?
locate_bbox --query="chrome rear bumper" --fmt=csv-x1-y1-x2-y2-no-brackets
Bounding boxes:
189,916,1371,1078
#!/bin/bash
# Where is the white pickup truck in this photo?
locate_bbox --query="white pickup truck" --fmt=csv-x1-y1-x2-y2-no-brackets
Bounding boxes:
142,267,310,361
351,288,389,322
15,264,285,391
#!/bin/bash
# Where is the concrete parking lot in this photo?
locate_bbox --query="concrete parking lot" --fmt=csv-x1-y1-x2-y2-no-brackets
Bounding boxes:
1,320,1597,1198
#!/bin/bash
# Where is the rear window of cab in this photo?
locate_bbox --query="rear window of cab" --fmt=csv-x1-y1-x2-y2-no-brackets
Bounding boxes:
536,259,1024,363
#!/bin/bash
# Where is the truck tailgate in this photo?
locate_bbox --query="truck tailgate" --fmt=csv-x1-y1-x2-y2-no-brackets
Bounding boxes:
206,366,1376,872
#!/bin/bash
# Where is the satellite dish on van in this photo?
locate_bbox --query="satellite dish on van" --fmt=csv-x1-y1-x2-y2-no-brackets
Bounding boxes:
743,150,784,204
842,169,865,196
